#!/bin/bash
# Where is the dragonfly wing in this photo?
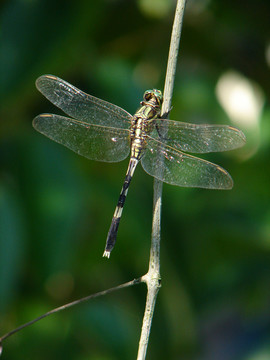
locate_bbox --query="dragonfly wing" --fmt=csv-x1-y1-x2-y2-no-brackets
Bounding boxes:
152,119,246,153
141,137,233,189
36,75,132,129
33,114,130,162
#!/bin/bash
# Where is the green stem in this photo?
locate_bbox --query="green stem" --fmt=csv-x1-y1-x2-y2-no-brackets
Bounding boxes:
136,1,187,359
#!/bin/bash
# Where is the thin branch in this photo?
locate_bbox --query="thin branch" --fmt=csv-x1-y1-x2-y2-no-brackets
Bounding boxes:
162,0,186,115
0,278,142,346
137,1,187,359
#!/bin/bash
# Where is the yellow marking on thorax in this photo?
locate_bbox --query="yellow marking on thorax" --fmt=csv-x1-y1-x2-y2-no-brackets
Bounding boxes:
130,101,160,160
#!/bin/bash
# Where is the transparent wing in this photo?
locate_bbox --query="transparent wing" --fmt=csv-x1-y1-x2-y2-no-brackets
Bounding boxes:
33,114,130,162
152,119,246,153
141,137,233,189
36,75,132,129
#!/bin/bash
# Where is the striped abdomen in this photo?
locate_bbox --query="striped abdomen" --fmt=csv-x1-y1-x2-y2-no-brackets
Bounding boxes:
103,158,138,258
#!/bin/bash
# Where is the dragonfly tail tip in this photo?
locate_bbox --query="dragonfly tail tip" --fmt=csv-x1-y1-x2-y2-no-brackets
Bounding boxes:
103,250,111,259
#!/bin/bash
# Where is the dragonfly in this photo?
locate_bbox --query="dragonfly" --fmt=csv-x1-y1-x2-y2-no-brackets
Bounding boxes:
33,75,246,258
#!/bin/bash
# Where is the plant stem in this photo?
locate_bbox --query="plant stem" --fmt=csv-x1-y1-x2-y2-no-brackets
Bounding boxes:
136,1,186,359
0,278,141,345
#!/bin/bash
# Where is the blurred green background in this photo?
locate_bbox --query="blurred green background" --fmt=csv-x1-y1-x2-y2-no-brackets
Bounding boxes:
1,0,270,359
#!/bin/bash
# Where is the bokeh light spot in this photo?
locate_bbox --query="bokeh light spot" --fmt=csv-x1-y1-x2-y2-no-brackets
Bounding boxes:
215,71,264,130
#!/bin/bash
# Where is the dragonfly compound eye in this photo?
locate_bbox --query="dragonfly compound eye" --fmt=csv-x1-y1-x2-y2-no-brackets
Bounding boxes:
143,89,163,105
153,89,163,105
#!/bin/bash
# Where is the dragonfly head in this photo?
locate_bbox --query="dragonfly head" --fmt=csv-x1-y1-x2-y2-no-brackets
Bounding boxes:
143,89,163,106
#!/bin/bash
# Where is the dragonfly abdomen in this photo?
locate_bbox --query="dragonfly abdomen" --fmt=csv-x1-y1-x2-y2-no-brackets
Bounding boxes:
103,158,138,258
103,113,159,257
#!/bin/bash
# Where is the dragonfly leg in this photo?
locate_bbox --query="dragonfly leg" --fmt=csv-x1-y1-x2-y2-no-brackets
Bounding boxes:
154,106,173,140
155,122,172,143
103,158,138,258
155,123,163,139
